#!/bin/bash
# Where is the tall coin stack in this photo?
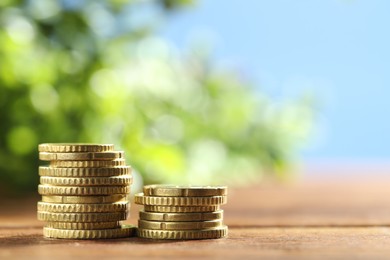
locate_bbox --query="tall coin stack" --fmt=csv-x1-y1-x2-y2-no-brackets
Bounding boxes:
37,143,135,239
135,185,228,240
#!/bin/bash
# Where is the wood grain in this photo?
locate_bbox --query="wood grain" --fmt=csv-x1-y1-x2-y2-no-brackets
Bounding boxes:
2,172,390,259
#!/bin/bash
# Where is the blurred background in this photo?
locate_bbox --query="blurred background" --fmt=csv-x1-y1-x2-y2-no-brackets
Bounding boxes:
1,0,387,195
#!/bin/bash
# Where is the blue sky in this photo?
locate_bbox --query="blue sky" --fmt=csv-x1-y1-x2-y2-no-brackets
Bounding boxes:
160,0,390,160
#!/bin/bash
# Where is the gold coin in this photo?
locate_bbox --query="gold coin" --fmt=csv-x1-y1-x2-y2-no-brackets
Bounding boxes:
40,175,133,186
45,221,120,230
39,151,124,161
50,159,126,168
39,166,131,177
139,210,223,222
134,193,227,206
41,194,128,204
137,226,228,240
43,225,136,239
144,185,227,197
37,211,128,222
138,219,222,230
37,201,129,213
39,143,114,153
144,205,220,213
38,185,130,196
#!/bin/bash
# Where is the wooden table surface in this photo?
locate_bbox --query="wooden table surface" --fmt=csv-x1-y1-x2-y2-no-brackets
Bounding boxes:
2,166,390,259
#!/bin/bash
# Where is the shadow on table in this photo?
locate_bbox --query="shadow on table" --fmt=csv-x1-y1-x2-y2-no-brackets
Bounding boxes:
0,229,191,248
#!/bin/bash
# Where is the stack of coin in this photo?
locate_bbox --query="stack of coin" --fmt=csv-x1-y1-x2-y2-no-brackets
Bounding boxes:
37,143,135,239
135,185,228,240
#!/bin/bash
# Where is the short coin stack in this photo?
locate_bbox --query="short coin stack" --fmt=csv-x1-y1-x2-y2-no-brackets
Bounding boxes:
135,185,228,240
37,143,135,239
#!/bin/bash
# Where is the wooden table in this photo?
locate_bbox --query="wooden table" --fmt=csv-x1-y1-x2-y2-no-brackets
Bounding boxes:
2,167,390,259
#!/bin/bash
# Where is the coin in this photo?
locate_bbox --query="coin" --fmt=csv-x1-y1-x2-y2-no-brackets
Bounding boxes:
40,176,133,186
139,210,223,222
137,226,228,240
37,211,128,222
38,185,130,195
39,166,131,177
39,143,114,153
45,221,120,230
43,225,136,239
39,151,124,161
143,205,220,213
50,159,126,168
138,219,222,230
143,185,227,197
134,193,227,206
41,194,128,204
37,201,129,213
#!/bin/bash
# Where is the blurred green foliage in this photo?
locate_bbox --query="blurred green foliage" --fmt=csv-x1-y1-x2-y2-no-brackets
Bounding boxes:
0,0,315,194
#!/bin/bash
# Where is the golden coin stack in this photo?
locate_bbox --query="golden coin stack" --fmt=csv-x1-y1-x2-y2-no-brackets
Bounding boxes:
135,185,228,240
37,143,135,239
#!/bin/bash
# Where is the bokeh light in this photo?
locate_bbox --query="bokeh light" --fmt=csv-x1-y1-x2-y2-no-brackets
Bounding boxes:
0,0,314,195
